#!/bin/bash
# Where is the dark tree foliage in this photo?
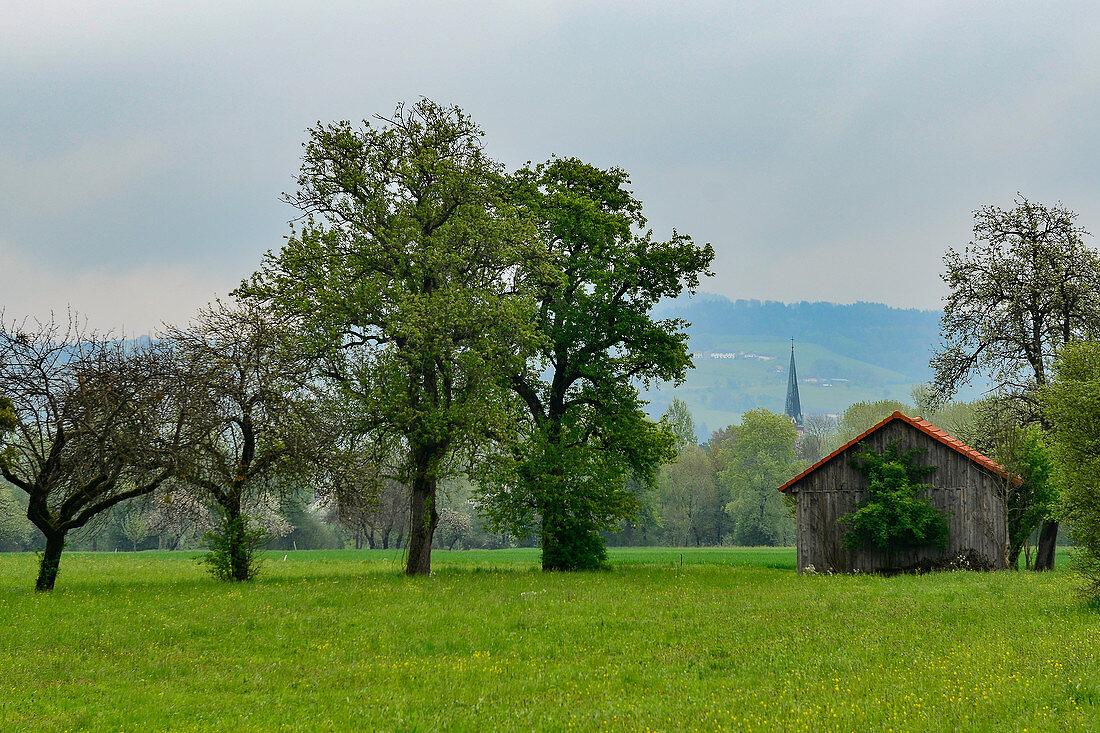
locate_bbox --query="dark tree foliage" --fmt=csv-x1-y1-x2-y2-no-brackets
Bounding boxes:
1042,342,1100,601
240,100,535,575
964,403,1055,570
1000,427,1054,570
932,196,1100,570
0,316,189,591
841,441,949,560
0,394,14,435
478,157,713,571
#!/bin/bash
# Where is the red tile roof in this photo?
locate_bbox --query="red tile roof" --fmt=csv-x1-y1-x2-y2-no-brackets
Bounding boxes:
777,411,1016,493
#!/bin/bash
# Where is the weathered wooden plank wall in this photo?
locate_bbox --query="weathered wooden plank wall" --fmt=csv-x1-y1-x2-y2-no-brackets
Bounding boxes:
789,420,1007,573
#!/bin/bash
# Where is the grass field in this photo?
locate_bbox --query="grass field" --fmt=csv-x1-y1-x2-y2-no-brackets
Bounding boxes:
1,547,1097,731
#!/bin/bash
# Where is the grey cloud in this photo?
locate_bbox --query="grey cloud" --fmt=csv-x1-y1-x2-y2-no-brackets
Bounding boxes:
2,1,1098,330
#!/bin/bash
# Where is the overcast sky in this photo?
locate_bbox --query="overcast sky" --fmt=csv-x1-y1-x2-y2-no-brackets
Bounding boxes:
3,1,1098,334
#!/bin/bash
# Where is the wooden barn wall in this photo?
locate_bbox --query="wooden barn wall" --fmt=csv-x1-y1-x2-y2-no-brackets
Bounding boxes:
789,420,1008,573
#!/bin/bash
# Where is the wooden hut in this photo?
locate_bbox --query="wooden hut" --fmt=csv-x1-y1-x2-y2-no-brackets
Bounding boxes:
779,411,1010,573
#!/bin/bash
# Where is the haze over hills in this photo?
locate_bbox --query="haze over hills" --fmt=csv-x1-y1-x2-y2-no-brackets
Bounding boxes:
103,298,975,444
644,294,985,440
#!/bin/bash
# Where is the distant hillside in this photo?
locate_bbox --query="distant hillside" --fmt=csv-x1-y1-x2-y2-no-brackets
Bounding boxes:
644,295,980,440
654,295,941,381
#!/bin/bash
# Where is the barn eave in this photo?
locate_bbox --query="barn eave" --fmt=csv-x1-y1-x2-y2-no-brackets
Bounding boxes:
777,410,1017,494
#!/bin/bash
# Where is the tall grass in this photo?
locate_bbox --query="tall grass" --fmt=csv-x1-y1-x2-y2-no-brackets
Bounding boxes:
0,548,1095,731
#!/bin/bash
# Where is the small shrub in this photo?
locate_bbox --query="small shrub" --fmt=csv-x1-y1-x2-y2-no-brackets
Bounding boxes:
201,513,268,582
541,516,609,571
841,441,950,560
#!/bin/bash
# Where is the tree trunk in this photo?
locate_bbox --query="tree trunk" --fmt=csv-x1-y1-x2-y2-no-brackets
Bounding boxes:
1007,541,1023,571
405,468,438,575
227,505,250,582
213,495,252,582
1034,520,1059,571
540,505,562,571
36,532,65,592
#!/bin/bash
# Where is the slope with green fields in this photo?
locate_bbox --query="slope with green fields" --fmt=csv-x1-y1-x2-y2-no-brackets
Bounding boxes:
642,338,914,437
643,295,986,436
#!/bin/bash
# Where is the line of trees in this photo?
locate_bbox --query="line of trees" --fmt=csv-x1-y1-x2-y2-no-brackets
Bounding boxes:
5,112,1100,598
237,101,713,575
0,99,714,588
595,400,802,549
0,384,1066,567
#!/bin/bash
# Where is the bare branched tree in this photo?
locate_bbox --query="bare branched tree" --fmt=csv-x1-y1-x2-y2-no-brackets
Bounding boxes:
311,423,407,550
0,314,190,590
932,196,1100,569
162,299,320,581
933,197,1099,407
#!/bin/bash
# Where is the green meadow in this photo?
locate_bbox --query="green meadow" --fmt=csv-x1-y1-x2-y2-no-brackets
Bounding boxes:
1,548,1097,732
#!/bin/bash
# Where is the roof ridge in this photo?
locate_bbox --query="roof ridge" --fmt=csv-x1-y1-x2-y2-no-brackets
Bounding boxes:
777,410,1015,493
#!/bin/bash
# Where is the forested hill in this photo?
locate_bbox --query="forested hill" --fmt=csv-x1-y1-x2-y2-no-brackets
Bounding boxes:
655,295,942,381
645,295,956,436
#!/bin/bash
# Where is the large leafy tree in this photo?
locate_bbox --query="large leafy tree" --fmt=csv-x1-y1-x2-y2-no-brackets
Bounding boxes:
478,157,714,570
931,196,1100,569
240,100,535,575
657,444,722,546
719,408,801,547
1042,342,1100,600
0,317,188,590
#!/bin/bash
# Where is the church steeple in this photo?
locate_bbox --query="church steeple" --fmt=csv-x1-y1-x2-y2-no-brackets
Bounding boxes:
785,340,802,426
